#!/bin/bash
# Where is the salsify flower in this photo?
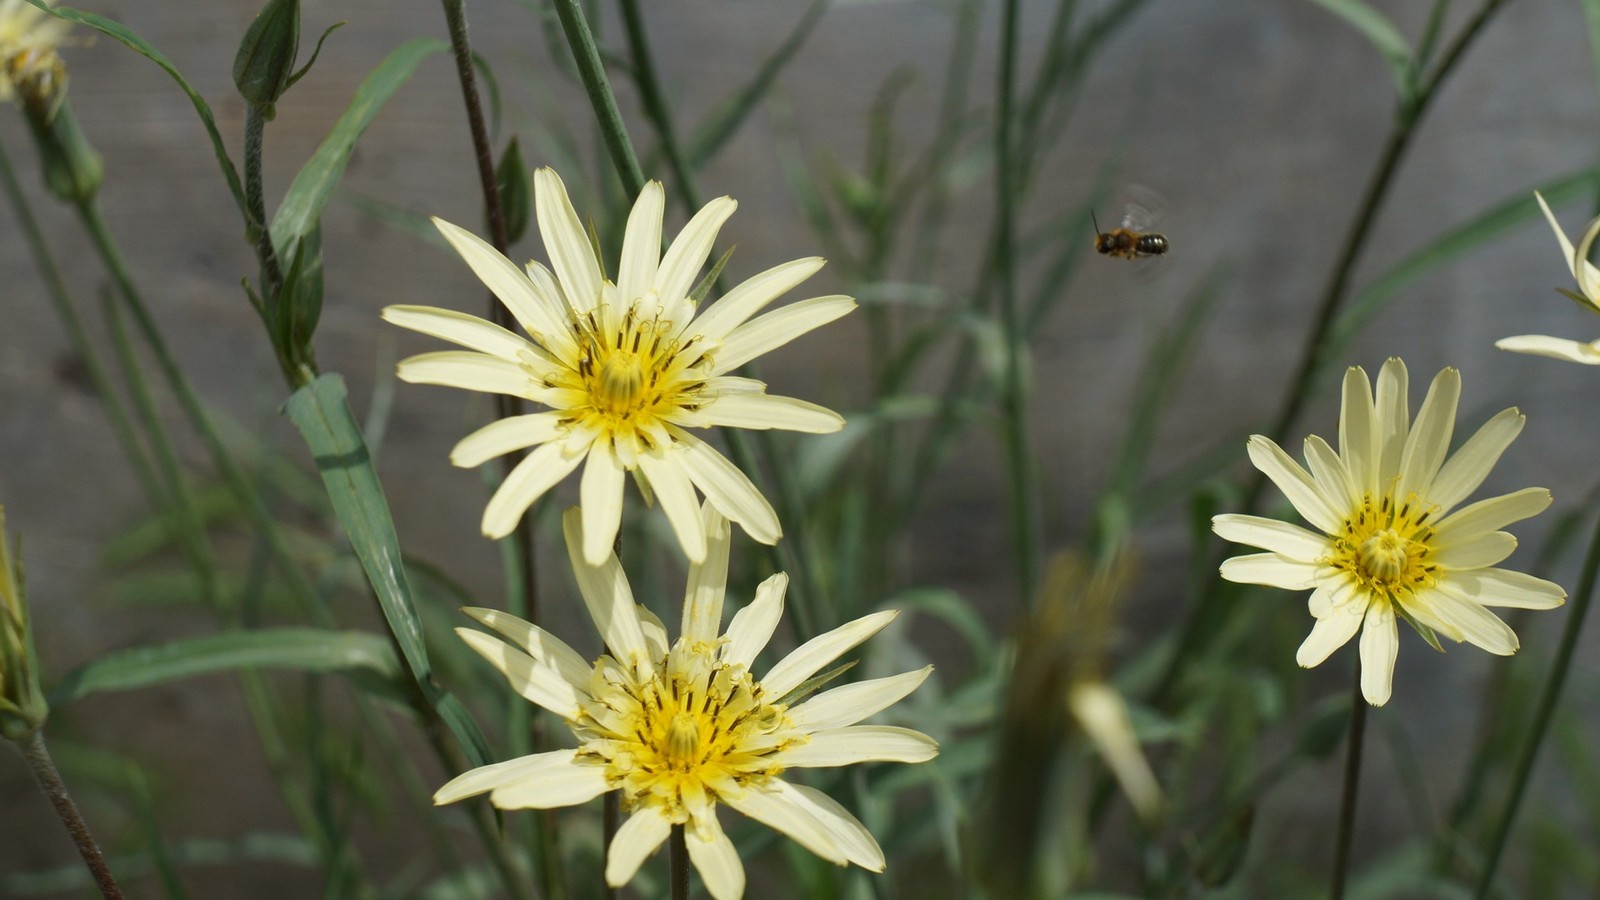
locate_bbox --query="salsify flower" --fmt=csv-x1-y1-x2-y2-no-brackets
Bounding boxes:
1212,358,1565,706
0,0,69,104
384,168,854,564
1497,191,1600,364
434,504,937,899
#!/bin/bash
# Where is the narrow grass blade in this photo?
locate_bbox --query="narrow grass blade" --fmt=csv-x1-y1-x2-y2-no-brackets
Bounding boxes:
1309,0,1414,96
50,628,402,704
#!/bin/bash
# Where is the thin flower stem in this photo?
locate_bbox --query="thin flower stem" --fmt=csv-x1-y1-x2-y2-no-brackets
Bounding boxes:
669,824,689,900
551,0,644,198
19,732,125,900
1472,509,1600,899
996,0,1041,599
243,106,283,295
438,4,554,892
1152,0,1513,704
1330,667,1369,900
0,136,164,526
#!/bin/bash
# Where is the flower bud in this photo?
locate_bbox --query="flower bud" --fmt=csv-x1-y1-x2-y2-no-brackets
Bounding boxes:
232,0,300,112
19,93,101,202
0,507,49,743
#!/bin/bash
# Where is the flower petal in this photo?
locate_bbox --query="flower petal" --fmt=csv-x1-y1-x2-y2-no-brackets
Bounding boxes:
695,257,827,343
722,783,851,866
1573,200,1600,301
686,813,745,900
1432,531,1516,570
562,507,655,675
382,305,532,359
1375,358,1410,478
762,610,897,699
1397,366,1460,499
605,806,673,888
724,572,788,669
1495,335,1600,364
1426,408,1525,513
431,217,572,342
579,443,627,565
699,393,845,434
1245,436,1342,534
1218,553,1322,590
673,430,781,545
777,782,886,872
1296,606,1364,668
769,725,938,767
787,666,933,732
481,441,586,539
681,502,732,643
460,607,592,687
1536,190,1586,286
1303,435,1356,513
396,351,544,401
1358,603,1398,706
456,628,583,717
638,451,708,564
658,196,738,304
1434,488,1551,542
1444,568,1566,609
535,168,604,311
711,295,857,375
617,182,664,303
1419,585,1519,654
433,748,585,805
487,758,612,810
1339,365,1379,488
1211,514,1328,560
450,413,566,468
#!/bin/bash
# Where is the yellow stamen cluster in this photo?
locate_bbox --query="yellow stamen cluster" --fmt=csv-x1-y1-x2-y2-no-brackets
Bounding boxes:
1328,492,1439,603
562,305,708,439
574,642,793,820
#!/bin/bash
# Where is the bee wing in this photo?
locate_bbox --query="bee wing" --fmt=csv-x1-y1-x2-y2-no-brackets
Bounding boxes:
1118,184,1168,232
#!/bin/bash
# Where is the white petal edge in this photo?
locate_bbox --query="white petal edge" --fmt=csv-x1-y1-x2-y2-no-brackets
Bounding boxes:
657,196,738,304
762,609,898,699
1426,408,1525,513
686,813,745,900
724,572,788,670
397,351,543,401
579,443,627,565
722,782,851,867
431,218,572,342
487,759,611,810
681,501,732,643
638,451,709,564
1432,531,1517,570
1218,553,1322,590
1246,436,1342,533
787,666,934,732
481,441,585,539
562,507,655,676
605,806,673,887
1495,335,1600,364
695,257,827,342
1396,366,1460,499
672,432,782,545
534,168,604,312
771,725,938,768
778,782,886,872
456,628,583,718
711,295,858,376
1444,568,1566,609
1296,607,1364,668
1358,604,1397,706
450,413,566,468
434,748,584,805
382,305,532,359
699,393,846,434
617,181,664,303
1434,487,1551,542
1374,357,1410,478
1211,514,1329,560
460,607,592,687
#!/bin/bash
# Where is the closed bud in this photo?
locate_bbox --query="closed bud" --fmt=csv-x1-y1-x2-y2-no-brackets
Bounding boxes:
0,507,48,742
19,94,101,202
232,0,300,112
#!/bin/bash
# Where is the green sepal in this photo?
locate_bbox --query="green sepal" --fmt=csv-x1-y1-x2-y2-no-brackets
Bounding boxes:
232,0,300,112
690,245,736,305
1394,602,1446,653
19,97,101,202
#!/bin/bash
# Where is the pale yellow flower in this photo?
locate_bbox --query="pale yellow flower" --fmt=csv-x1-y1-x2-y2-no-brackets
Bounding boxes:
1497,191,1600,364
434,504,936,899
384,169,854,564
1213,359,1565,706
0,0,69,104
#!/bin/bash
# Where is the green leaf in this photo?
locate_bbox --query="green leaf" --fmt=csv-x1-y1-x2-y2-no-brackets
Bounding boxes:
1308,0,1413,95
29,2,246,212
50,628,401,704
495,136,530,244
285,375,492,766
268,38,448,257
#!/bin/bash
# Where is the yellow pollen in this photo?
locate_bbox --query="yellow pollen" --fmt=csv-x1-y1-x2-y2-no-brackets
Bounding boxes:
1357,530,1409,582
1330,492,1439,600
665,712,701,766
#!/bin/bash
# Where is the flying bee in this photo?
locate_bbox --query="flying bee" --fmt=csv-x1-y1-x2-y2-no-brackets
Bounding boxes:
1092,194,1169,260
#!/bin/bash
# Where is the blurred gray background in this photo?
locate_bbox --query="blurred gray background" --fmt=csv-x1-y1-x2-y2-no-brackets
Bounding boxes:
4,0,1600,895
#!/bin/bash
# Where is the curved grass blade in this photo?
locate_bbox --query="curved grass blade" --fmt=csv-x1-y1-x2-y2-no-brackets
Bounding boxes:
285,374,491,766
50,628,401,704
1309,0,1414,97
268,38,448,256
28,1,247,212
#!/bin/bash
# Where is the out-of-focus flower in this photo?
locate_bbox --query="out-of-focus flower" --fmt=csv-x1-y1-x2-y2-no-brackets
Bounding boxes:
1214,358,1565,706
0,506,48,742
0,0,70,106
1497,191,1600,364
384,169,854,564
434,504,936,899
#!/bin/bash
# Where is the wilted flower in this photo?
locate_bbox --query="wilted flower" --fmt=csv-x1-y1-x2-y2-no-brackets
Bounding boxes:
1497,191,1600,364
434,504,936,899
0,0,70,106
385,169,854,564
1213,358,1565,705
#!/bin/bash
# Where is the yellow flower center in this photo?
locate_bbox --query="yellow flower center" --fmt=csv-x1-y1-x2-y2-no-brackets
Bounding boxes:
563,304,707,442
572,643,793,819
1329,492,1438,601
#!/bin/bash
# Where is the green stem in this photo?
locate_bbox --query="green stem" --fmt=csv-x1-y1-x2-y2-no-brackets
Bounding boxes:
669,824,688,900
244,106,283,295
1331,668,1368,900
0,136,164,520
1152,0,1512,703
1472,509,1600,899
20,732,125,900
551,0,644,197
995,0,1040,599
